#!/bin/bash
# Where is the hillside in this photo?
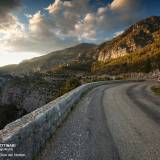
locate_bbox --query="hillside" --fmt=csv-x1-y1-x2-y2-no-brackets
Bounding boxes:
46,16,160,76
92,30,160,75
98,16,160,62
0,72,80,129
0,43,97,75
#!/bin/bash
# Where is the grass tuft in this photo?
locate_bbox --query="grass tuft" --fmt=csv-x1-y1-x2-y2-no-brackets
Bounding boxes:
151,84,160,95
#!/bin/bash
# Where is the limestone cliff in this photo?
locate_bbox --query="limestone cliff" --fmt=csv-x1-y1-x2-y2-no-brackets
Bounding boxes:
0,74,67,114
98,16,160,62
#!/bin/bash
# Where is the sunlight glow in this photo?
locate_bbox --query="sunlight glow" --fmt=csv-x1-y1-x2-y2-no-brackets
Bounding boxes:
0,52,39,67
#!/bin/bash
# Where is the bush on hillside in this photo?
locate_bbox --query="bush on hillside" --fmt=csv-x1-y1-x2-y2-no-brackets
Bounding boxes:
57,77,81,96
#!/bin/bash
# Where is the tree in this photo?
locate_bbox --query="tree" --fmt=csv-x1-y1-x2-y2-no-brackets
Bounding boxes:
144,58,152,73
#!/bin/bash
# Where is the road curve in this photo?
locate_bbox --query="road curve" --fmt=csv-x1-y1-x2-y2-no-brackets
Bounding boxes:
37,81,160,160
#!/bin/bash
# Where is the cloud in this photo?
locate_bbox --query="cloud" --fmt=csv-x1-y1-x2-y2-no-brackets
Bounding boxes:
45,0,142,41
29,11,45,32
0,0,146,56
96,0,144,31
44,0,98,40
46,0,74,14
45,0,91,33
109,0,138,12
97,6,108,15
72,13,97,40
0,0,21,30
0,0,20,13
109,0,127,10
0,0,26,52
0,10,77,54
0,0,24,55
25,14,32,18
46,0,63,14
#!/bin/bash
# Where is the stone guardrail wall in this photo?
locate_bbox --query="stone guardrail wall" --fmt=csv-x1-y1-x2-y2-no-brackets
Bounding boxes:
0,81,109,160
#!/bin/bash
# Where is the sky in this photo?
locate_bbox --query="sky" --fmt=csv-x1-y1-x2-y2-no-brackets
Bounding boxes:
0,0,160,66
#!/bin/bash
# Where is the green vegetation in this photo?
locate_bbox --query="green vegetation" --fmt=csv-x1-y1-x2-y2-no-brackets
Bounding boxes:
0,43,96,75
10,72,67,90
57,77,81,96
81,75,112,83
92,32,160,75
151,85,160,95
50,60,93,75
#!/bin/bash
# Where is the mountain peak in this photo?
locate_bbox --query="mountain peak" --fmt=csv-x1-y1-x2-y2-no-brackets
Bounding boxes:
142,16,160,22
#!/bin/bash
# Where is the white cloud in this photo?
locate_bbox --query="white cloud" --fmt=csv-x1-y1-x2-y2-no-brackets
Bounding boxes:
29,11,44,32
0,0,144,59
46,0,63,14
84,13,96,24
109,0,126,10
24,13,32,18
0,14,26,52
71,13,98,40
0,10,76,54
97,6,108,15
109,0,138,13
63,1,73,8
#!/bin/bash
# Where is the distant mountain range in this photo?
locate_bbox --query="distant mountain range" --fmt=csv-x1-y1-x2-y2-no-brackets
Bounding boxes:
0,43,97,75
0,16,160,76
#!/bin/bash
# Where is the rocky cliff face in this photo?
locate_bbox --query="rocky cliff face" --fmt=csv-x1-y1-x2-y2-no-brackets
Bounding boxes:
0,84,54,113
0,74,67,113
98,16,160,62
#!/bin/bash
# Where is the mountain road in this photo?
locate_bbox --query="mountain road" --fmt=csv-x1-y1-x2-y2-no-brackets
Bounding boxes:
37,81,160,160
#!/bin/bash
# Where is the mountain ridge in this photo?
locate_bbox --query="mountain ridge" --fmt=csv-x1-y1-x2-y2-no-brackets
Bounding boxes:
0,16,160,75
0,43,97,75
98,16,160,62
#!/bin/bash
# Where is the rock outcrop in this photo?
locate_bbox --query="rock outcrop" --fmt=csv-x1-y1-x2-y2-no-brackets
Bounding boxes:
0,81,109,160
0,73,68,130
98,16,160,62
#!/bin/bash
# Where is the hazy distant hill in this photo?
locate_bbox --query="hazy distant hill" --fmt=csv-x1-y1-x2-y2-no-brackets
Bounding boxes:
0,43,97,75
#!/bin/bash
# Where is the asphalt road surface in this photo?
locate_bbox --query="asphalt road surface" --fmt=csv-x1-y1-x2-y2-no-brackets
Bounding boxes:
37,81,160,160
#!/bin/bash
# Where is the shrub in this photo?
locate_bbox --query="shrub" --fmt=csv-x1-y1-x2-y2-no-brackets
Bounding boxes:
58,77,81,96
